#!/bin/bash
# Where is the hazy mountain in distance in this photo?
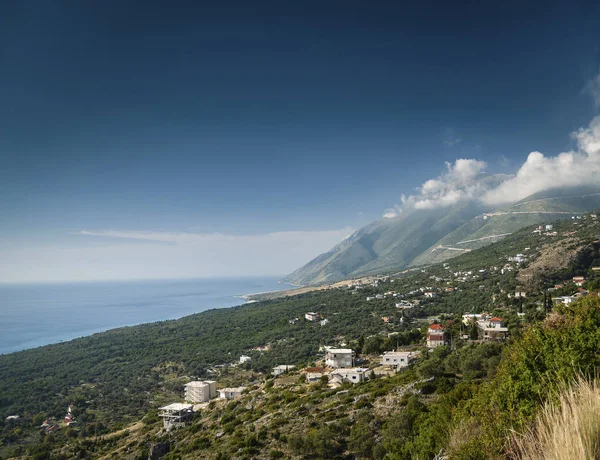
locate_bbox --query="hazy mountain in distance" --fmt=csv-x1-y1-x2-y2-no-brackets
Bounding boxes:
282,201,490,285
283,185,600,286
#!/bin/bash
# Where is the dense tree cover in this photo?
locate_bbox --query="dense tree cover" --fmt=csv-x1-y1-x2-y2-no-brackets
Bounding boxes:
444,295,600,458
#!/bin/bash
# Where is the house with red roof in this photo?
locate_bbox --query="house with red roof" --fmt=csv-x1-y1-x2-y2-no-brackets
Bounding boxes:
426,324,445,348
489,317,503,328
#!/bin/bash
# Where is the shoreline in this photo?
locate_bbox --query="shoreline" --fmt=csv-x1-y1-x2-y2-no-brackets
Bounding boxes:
0,276,287,356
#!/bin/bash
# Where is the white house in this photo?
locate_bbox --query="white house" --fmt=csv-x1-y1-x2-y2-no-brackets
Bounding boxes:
462,313,483,325
396,302,414,309
272,365,296,376
488,317,503,328
320,319,330,326
305,312,320,321
554,295,575,305
325,348,354,368
424,292,437,298
184,381,217,403
381,351,414,369
239,355,252,364
375,294,384,300
573,276,585,286
329,368,369,385
218,387,247,399
366,296,375,301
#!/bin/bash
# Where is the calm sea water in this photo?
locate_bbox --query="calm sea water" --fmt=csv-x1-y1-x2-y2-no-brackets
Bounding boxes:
0,277,286,355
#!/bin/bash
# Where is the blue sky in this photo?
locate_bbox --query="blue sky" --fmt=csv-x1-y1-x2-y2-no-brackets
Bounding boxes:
1,1,600,282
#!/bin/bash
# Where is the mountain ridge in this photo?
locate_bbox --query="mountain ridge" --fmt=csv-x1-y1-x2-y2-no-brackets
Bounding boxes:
283,186,600,286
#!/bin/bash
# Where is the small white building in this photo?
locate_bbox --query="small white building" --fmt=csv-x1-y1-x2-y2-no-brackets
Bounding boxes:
573,276,585,286
366,296,375,301
554,295,575,305
381,351,414,369
184,381,217,403
305,371,324,383
305,312,320,321
396,302,414,309
320,318,330,326
218,387,247,399
272,365,296,376
424,292,437,298
158,403,193,431
325,348,354,368
329,368,369,384
239,355,252,364
375,294,384,299
462,313,483,325
545,224,553,231
488,317,503,328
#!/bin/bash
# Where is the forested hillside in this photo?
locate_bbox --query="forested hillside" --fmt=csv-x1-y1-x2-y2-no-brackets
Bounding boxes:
1,211,599,459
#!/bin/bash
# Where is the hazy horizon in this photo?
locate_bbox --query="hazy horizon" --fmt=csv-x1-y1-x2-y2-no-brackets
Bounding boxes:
1,1,599,283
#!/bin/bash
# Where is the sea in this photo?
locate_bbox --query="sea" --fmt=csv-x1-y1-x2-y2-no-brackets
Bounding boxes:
0,276,287,355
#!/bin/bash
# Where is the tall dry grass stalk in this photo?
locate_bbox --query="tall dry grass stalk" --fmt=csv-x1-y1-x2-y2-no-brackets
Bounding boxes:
510,378,600,459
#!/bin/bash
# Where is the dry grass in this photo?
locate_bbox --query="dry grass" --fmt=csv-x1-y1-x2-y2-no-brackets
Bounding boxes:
510,378,600,459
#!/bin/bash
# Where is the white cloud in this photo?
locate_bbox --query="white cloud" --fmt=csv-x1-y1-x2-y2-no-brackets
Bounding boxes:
383,207,400,218
0,228,354,283
481,116,600,205
399,159,487,210
386,116,600,213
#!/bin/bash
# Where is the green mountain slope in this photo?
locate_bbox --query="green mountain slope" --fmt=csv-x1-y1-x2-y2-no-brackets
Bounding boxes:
282,201,488,285
285,186,600,285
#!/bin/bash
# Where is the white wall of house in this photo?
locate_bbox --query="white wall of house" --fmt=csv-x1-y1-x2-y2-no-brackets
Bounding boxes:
325,349,353,368
381,351,413,368
184,381,217,403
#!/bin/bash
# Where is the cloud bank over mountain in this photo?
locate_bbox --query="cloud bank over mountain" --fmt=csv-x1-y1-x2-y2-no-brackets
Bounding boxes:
385,116,600,216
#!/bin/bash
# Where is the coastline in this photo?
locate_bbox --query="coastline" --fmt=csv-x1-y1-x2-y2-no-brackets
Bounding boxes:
0,276,286,355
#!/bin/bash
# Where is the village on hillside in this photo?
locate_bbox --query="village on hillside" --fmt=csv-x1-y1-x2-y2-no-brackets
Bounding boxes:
141,213,600,433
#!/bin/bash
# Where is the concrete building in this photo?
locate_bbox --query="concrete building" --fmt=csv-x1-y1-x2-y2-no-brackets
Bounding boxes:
381,351,414,369
158,403,193,431
329,368,369,385
184,381,217,403
272,365,296,376
325,348,354,368
239,355,252,364
218,387,246,399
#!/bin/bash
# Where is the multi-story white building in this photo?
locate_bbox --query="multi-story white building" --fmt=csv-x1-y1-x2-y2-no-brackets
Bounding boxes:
184,381,217,403
426,324,445,348
325,348,354,368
